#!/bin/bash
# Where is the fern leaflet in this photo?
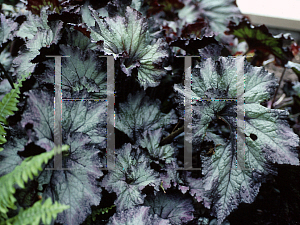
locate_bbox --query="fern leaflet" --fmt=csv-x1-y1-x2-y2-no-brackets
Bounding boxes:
1,197,69,225
0,144,69,216
0,73,31,151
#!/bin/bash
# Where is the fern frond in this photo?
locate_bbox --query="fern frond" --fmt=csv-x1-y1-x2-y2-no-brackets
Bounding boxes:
92,205,116,221
1,197,69,225
0,73,31,151
82,204,116,224
0,145,70,216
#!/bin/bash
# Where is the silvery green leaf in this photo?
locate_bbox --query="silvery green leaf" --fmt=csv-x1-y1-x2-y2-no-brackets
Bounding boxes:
20,89,106,225
16,8,50,41
0,13,18,47
115,91,177,141
178,0,243,39
37,132,103,225
292,81,300,97
107,206,171,225
0,49,12,72
101,143,160,212
88,6,168,89
81,2,96,27
37,44,107,99
0,79,12,101
139,128,175,164
66,27,98,51
0,136,27,177
13,19,63,77
21,89,107,150
175,56,299,225
144,192,195,225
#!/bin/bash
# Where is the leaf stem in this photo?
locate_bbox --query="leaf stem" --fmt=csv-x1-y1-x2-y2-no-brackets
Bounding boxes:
243,49,250,56
271,67,286,109
171,121,180,133
0,63,14,89
159,126,184,146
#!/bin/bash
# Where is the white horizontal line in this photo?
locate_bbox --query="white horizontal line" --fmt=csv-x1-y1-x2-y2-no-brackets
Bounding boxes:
62,99,107,101
192,99,238,101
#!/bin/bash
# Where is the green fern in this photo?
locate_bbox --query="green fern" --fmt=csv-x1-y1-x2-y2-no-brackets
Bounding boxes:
0,144,70,218
92,205,116,221
1,197,69,225
82,204,116,224
0,73,30,151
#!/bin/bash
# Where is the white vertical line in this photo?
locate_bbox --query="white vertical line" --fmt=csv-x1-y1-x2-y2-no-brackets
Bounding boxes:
106,56,115,170
235,56,247,170
46,55,71,171
183,56,194,170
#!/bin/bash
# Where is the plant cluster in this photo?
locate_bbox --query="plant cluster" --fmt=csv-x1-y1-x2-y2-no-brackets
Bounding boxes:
0,0,300,224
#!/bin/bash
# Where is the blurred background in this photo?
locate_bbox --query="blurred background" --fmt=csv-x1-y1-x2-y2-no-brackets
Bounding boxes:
237,0,300,104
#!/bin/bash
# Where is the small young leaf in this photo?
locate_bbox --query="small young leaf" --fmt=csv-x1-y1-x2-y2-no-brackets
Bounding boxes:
101,143,160,212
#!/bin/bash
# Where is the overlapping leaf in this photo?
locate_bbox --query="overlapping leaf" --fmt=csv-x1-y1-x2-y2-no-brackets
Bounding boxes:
101,143,160,212
144,192,195,225
174,56,299,224
139,128,176,164
0,50,13,73
170,36,224,56
107,206,171,225
37,44,107,99
185,172,211,208
0,135,27,177
81,2,97,27
196,0,242,37
159,161,184,192
13,8,63,77
0,14,18,47
225,18,294,66
36,132,103,225
19,89,106,225
150,0,242,42
65,27,97,51
21,89,107,150
115,91,177,141
88,6,168,89
16,7,50,40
